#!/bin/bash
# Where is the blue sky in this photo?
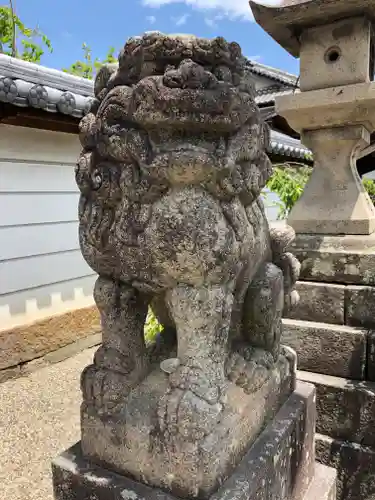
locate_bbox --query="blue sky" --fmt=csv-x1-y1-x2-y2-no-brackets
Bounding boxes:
13,0,299,75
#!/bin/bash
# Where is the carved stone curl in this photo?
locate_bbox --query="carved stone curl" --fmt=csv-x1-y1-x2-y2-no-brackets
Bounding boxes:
77,32,300,499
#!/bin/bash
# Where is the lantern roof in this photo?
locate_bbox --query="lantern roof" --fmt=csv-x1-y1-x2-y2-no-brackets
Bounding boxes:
249,0,375,57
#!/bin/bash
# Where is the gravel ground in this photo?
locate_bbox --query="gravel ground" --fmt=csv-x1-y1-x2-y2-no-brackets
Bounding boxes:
0,347,96,500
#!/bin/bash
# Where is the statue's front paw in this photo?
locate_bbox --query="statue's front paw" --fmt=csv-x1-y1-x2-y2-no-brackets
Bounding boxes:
81,365,126,415
81,353,149,415
158,362,224,441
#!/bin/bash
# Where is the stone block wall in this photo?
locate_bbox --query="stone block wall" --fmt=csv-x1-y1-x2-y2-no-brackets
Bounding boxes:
0,306,101,382
283,275,375,500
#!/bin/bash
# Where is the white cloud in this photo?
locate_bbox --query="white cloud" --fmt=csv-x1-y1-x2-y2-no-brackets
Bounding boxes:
248,54,262,62
172,13,190,26
204,13,223,27
142,0,282,21
146,15,157,23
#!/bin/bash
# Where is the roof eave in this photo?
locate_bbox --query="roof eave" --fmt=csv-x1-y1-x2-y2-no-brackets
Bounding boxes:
0,54,94,96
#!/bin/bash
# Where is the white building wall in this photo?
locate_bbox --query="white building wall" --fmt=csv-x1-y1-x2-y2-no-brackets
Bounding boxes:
262,189,281,222
0,124,95,331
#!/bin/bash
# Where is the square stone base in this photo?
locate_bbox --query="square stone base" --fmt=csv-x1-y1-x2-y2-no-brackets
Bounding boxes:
291,232,375,285
80,351,296,498
52,382,319,500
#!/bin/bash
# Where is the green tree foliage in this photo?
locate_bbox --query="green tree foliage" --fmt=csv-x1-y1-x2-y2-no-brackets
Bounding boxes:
363,178,375,205
144,309,164,344
266,163,311,219
63,43,117,79
0,5,52,63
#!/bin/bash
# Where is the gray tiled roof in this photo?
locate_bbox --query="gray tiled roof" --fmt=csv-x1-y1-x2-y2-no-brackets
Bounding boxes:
0,54,94,118
1,55,299,117
246,59,300,107
255,86,297,106
247,60,298,87
268,130,311,160
259,106,277,121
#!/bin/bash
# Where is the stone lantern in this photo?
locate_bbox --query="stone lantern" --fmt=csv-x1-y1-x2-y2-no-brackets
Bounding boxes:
250,0,375,235
250,4,375,497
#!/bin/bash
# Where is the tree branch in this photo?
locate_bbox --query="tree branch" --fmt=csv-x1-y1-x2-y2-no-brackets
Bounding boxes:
8,0,16,57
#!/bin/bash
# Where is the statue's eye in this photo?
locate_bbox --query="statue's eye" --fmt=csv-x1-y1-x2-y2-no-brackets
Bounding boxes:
92,170,103,190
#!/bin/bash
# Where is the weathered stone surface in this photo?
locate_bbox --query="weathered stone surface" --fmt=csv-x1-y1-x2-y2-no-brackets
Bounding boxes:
302,463,336,500
250,0,375,60
282,319,366,379
367,331,375,382
0,332,102,384
346,285,375,329
250,1,375,237
0,306,100,371
75,32,302,498
0,364,21,383
298,370,375,448
249,2,372,496
42,332,102,365
286,126,375,236
291,233,375,285
316,432,375,500
285,281,344,325
298,16,373,92
53,382,317,500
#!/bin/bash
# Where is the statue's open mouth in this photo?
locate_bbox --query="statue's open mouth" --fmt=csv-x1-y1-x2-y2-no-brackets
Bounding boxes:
145,144,223,186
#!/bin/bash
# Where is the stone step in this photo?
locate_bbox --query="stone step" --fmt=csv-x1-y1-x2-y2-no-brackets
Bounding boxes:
285,281,345,325
282,318,367,379
301,463,336,500
316,433,375,500
297,370,375,448
285,280,375,330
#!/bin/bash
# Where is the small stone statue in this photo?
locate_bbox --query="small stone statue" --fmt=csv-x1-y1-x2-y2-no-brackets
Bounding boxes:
76,32,300,498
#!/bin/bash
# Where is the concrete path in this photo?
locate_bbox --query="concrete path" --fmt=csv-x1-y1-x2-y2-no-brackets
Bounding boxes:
0,347,96,500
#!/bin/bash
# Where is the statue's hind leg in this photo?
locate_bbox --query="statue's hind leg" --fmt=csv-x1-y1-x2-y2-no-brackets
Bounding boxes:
243,262,284,361
225,262,285,395
81,276,149,414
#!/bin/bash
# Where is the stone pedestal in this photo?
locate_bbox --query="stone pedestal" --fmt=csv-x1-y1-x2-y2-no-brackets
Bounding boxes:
282,233,375,499
80,353,294,498
286,126,375,235
52,382,336,500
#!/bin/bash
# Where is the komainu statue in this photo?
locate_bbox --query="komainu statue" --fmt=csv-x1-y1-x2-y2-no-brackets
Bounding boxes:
76,32,300,499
